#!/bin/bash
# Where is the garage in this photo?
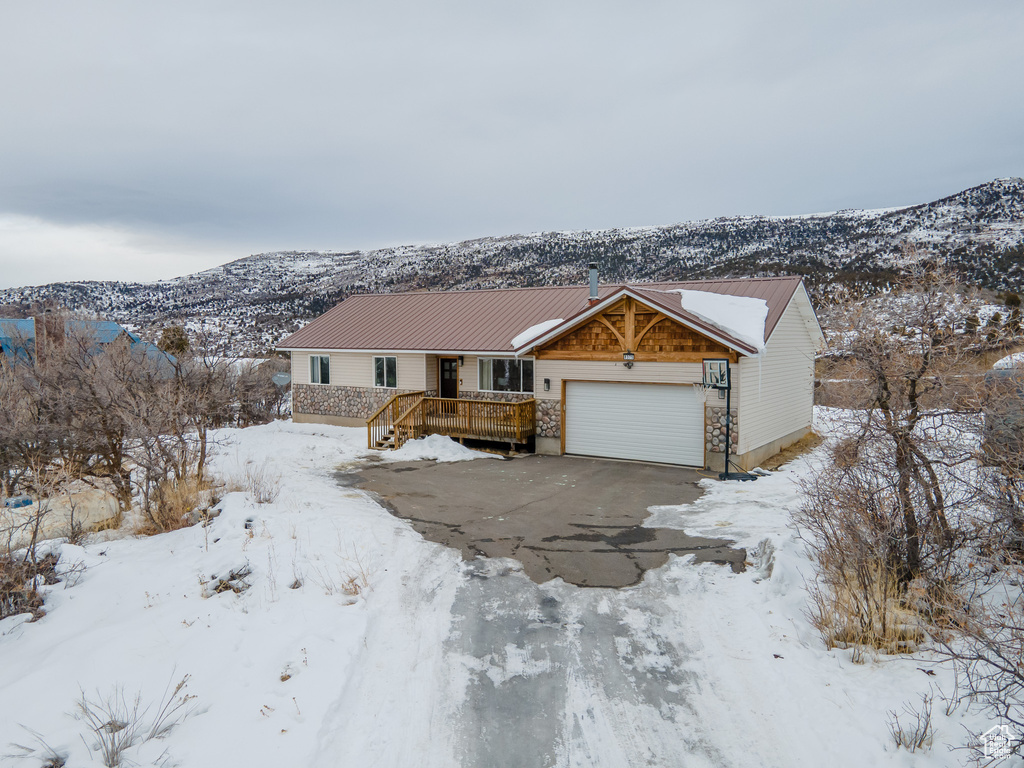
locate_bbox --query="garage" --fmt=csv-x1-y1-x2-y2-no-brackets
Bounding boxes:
564,381,705,466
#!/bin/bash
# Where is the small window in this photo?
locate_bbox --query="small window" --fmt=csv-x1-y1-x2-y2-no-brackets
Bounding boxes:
374,356,397,388
478,358,534,393
309,354,330,385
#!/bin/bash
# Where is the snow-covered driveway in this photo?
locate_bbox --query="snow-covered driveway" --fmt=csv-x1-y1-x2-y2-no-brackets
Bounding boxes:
0,421,973,767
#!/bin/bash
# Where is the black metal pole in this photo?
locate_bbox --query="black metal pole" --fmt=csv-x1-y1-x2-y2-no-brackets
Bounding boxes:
721,365,732,479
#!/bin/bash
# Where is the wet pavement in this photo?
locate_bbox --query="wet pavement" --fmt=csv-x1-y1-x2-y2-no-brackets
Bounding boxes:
340,454,745,588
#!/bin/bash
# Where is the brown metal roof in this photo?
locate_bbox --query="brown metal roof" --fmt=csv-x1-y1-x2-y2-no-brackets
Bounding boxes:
277,276,806,354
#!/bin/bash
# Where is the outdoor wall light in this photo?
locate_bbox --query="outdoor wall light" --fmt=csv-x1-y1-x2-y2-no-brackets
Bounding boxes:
458,355,464,366
623,351,635,369
543,378,550,391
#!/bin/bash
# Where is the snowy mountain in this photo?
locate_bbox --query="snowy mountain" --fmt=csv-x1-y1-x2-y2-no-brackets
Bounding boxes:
2,178,1022,355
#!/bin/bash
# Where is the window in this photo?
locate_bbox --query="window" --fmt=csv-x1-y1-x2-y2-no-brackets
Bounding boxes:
309,354,330,385
374,356,397,388
478,358,534,393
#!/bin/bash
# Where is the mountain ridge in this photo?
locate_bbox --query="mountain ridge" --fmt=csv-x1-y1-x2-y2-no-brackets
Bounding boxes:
2,178,1022,355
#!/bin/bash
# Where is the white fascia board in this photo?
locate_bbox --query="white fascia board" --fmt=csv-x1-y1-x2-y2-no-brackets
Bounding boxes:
513,288,759,356
790,283,825,350
276,347,516,355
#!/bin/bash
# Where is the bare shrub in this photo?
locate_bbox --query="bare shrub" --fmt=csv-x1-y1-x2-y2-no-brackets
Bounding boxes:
806,264,1024,739
887,692,934,752
798,268,991,650
0,552,59,621
234,356,290,427
935,567,1024,758
798,444,932,653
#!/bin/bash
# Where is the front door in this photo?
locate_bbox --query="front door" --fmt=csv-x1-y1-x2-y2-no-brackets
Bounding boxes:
440,358,459,400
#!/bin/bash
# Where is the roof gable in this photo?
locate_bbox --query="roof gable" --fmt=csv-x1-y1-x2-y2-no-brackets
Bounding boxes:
534,295,739,362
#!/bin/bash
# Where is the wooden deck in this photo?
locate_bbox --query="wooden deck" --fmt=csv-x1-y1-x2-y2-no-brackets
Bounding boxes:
368,394,536,450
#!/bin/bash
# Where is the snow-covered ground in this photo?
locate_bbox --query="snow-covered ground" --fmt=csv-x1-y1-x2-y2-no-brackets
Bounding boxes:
0,415,1014,767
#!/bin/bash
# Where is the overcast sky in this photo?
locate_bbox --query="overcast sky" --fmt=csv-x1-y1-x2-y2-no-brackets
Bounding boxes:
1,1,1022,289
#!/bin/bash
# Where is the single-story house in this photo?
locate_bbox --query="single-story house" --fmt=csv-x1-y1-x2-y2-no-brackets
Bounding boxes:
277,270,824,470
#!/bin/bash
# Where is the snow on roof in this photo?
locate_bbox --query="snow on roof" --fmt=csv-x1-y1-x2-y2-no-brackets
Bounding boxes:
994,351,1024,370
511,318,564,350
669,289,769,353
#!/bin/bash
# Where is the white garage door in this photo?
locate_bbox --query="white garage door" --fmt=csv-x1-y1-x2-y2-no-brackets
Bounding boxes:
564,381,704,466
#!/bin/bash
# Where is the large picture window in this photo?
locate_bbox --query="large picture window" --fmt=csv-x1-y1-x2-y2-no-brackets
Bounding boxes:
374,356,397,388
309,354,330,385
478,358,534,393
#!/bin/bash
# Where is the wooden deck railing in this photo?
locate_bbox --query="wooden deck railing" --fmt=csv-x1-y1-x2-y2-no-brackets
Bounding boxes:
367,391,425,449
422,398,536,444
377,396,536,451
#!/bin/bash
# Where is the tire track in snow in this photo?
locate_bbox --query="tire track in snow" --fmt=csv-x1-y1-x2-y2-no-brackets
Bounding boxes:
447,559,733,768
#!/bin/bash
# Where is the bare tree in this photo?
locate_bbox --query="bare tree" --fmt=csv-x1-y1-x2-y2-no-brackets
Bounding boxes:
806,268,985,588
804,265,1024,744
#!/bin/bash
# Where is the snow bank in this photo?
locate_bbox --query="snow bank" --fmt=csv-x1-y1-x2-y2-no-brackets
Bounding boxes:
670,289,768,353
0,420,464,768
993,350,1024,369
0,414,998,766
382,433,499,463
511,318,563,350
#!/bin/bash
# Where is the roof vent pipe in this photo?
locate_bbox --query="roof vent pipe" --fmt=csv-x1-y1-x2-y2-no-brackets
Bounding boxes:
588,262,599,302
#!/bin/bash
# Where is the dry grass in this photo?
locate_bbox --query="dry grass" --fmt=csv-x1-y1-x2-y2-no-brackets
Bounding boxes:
244,460,281,504
808,559,926,660
0,552,59,621
312,551,373,598
759,431,823,471
887,693,935,752
221,459,281,504
137,475,212,535
70,675,196,767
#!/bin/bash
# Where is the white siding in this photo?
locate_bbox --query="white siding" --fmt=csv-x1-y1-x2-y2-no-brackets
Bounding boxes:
425,354,438,393
736,296,816,454
290,352,426,389
392,353,427,390
460,355,482,394
535,360,716,401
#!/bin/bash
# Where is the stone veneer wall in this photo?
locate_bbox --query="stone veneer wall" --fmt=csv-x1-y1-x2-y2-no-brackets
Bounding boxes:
458,390,533,403
293,384,431,420
705,405,739,454
536,399,561,439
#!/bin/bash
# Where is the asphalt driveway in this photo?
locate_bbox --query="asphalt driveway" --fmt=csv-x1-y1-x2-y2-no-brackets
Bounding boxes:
341,454,745,588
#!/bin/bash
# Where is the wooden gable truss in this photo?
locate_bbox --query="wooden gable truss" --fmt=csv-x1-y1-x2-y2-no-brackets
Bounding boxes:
533,296,738,363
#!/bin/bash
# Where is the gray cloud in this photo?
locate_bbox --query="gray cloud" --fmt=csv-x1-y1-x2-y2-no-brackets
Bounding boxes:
1,0,1022,288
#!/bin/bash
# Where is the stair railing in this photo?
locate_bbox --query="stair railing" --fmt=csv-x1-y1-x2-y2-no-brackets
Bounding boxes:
366,391,425,449
392,396,427,450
